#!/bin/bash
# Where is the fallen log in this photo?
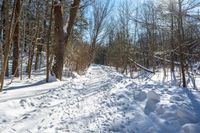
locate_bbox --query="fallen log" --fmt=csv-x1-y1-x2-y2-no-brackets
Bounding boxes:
129,58,154,73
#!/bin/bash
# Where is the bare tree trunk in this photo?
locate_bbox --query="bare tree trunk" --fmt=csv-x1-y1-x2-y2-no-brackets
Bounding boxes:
53,0,80,80
169,6,177,84
178,0,186,87
46,0,53,82
0,0,16,91
27,0,40,78
20,13,26,80
170,10,175,75
34,44,42,70
2,0,10,77
27,41,35,78
64,0,80,47
12,0,21,77
52,1,65,80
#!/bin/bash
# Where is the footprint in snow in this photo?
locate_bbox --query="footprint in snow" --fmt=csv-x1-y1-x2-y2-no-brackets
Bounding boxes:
20,99,27,109
134,91,147,102
1,119,7,123
22,115,30,120
170,95,184,102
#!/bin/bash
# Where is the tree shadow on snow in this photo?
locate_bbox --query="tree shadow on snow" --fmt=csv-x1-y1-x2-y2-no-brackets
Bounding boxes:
183,88,200,121
4,79,57,91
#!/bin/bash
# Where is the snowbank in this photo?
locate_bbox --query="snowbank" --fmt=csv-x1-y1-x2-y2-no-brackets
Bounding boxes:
0,64,200,132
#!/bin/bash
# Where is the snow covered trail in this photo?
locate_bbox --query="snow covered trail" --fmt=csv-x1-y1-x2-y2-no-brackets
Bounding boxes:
0,65,200,133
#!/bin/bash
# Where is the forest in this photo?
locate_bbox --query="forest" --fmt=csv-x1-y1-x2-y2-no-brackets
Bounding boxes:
0,0,200,132
0,0,200,89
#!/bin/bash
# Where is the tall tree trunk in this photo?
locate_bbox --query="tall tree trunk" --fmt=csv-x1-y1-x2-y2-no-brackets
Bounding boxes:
27,0,39,78
52,1,65,80
178,0,186,88
169,7,177,84
0,0,9,91
12,0,21,77
46,0,53,82
2,0,10,77
0,0,16,91
170,11,175,74
53,0,80,80
27,40,35,78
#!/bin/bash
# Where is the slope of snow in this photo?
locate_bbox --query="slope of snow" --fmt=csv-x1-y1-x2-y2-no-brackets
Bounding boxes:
0,64,200,133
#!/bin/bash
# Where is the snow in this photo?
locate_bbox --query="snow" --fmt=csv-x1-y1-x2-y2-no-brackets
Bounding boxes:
147,91,160,101
0,64,200,132
182,123,200,133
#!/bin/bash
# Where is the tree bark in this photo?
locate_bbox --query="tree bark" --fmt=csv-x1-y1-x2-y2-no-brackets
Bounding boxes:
34,44,42,70
52,1,65,80
52,0,80,80
178,0,186,87
2,0,10,77
27,0,40,78
46,0,53,82
0,0,16,91
12,0,21,77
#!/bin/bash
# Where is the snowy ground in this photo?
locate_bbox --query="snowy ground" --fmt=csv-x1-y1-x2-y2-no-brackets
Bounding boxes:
0,65,200,133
